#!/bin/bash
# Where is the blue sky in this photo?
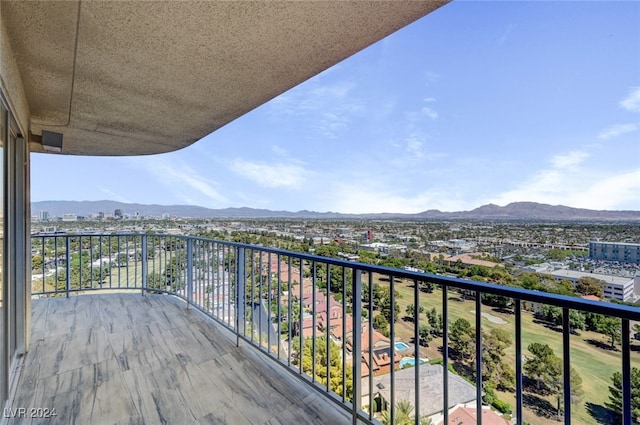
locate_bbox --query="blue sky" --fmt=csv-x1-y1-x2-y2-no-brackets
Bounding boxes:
31,1,640,214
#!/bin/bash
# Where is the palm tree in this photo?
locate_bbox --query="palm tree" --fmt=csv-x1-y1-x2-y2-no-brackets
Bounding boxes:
379,400,433,425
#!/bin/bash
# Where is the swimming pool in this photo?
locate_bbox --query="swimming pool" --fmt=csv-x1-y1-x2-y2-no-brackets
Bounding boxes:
394,342,409,351
399,357,428,368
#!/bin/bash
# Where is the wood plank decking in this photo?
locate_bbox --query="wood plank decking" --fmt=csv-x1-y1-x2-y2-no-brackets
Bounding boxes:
8,294,351,425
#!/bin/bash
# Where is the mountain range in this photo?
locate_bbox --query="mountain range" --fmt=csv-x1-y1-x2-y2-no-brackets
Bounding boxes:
31,200,640,221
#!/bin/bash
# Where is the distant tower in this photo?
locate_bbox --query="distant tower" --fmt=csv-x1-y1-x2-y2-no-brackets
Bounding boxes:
114,209,123,218
38,211,50,222
367,229,374,242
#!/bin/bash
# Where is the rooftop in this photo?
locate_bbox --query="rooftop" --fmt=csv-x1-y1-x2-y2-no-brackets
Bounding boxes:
362,364,477,418
550,269,634,285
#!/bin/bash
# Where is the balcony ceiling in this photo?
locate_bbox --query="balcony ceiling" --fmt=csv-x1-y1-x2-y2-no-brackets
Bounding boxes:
1,1,447,156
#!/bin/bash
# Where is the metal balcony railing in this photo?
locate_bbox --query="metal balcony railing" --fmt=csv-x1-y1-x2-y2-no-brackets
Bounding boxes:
30,233,640,425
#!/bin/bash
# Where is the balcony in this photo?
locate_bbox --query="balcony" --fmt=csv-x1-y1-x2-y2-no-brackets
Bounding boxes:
9,293,350,425
11,234,640,425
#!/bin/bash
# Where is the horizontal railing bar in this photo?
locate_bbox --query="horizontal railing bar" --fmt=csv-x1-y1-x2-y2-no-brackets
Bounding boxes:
31,233,640,320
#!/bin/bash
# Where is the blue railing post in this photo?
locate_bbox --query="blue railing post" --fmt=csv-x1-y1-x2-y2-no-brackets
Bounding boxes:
622,319,631,425
351,269,362,425
65,236,71,298
515,299,523,425
141,234,148,295
442,285,449,425
563,307,571,425
186,237,193,308
236,246,246,346
475,292,483,425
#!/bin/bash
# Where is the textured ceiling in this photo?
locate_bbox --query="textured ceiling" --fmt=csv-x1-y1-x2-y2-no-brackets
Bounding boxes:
2,1,448,156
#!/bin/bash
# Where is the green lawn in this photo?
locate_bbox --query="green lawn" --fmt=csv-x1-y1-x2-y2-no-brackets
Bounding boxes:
373,275,639,425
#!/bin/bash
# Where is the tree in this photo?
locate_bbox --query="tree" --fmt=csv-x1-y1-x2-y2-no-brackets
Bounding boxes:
426,307,443,337
449,318,474,360
373,314,390,337
530,347,584,418
524,342,555,390
298,336,353,400
519,273,542,290
329,265,352,296
379,400,433,425
116,252,128,266
569,367,585,405
575,276,604,298
569,309,586,333
606,367,640,424
599,316,622,349
419,280,435,293
405,303,423,321
147,271,166,289
482,328,515,391
545,355,565,418
405,303,415,318
418,324,432,346
372,283,385,307
482,293,511,310
289,299,301,337
32,254,43,271
539,305,562,326
585,312,606,332
378,287,400,324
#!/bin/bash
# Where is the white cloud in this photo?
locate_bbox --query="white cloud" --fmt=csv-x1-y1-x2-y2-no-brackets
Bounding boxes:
421,106,438,120
578,169,640,210
550,150,589,169
598,123,639,140
315,112,349,138
620,87,640,113
406,137,424,159
309,81,356,100
488,149,640,210
326,181,464,214
271,145,289,156
389,132,446,167
424,71,440,85
268,78,364,138
132,156,228,206
270,80,360,116
229,159,308,189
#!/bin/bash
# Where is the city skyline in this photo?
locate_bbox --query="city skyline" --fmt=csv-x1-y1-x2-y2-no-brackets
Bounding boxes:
31,1,640,214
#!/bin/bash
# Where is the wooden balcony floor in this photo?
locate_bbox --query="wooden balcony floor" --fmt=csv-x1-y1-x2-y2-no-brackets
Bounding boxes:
9,294,351,425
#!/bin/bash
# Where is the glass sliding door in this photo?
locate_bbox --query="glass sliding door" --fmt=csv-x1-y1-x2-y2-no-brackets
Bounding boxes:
0,90,28,406
0,96,6,404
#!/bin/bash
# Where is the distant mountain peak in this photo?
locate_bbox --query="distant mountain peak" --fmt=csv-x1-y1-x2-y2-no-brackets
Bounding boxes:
31,200,640,221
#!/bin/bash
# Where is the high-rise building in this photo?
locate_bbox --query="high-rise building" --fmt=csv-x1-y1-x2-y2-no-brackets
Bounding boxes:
38,211,49,222
114,209,123,218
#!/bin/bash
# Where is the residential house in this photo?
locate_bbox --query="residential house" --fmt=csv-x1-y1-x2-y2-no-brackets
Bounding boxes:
362,365,477,419
435,405,512,425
